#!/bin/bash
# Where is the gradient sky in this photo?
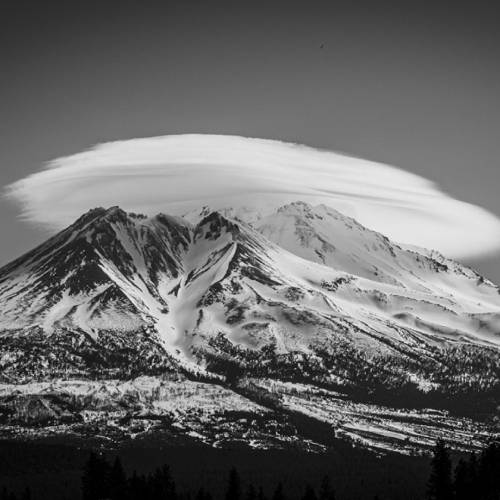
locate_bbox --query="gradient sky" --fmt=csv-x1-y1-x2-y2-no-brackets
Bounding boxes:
1,0,500,282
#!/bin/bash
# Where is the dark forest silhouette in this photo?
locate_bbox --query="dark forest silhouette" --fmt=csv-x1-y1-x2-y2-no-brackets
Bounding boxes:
79,458,338,500
0,442,499,500
426,440,500,500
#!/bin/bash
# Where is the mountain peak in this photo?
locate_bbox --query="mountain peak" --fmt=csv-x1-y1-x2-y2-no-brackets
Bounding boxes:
98,206,140,225
278,200,313,212
71,206,108,227
194,210,241,241
69,206,137,235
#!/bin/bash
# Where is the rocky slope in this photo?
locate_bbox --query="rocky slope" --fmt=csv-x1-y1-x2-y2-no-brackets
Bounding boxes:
0,203,498,453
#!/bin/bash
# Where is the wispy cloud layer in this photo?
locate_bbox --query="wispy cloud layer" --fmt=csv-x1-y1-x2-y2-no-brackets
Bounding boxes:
6,134,500,259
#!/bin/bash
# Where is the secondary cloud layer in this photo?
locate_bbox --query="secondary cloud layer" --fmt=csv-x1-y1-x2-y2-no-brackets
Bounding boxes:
7,134,500,259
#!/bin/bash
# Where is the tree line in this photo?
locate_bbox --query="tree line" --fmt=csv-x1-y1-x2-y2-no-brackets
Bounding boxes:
0,441,498,499
78,453,336,500
427,440,500,500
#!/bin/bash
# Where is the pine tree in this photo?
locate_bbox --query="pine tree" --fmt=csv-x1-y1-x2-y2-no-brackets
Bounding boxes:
427,440,453,500
128,470,149,500
302,484,317,500
82,451,111,500
149,464,177,500
477,442,500,500
108,457,126,500
468,451,478,491
272,483,285,500
318,476,335,500
225,468,241,500
454,457,477,500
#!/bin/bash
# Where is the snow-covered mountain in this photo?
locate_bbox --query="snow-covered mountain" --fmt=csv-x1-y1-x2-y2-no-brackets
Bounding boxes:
0,203,498,453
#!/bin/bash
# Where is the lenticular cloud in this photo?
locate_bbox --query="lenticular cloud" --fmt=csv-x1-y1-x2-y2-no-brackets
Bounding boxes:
7,134,500,259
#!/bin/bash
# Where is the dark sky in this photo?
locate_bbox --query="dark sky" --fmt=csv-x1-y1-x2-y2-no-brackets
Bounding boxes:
1,0,500,282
